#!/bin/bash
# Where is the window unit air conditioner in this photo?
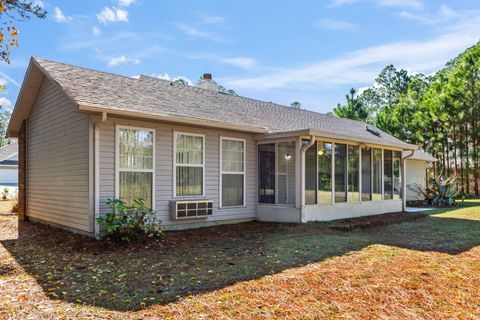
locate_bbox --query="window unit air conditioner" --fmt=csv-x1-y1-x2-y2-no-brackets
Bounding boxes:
170,200,213,220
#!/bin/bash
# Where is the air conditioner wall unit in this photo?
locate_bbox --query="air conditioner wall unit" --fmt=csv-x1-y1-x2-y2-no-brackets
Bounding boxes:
170,199,213,220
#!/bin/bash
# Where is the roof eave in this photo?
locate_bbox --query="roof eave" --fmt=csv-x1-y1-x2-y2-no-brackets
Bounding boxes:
78,104,269,134
256,128,418,150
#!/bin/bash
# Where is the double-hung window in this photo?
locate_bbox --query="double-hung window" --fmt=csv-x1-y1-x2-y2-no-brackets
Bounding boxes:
220,138,245,207
117,126,155,208
175,132,205,196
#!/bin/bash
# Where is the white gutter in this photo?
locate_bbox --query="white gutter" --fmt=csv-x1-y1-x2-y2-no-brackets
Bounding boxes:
402,149,415,212
93,112,107,238
299,135,316,222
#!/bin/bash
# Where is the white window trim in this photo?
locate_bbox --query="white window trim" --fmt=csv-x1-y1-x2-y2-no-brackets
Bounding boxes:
173,131,206,198
219,137,246,208
115,125,156,210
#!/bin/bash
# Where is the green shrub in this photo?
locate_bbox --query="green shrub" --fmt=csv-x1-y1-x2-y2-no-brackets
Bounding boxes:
413,174,458,207
2,187,9,200
96,198,163,241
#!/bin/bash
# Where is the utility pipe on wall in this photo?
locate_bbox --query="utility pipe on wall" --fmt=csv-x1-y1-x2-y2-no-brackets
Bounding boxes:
93,112,107,238
402,149,415,212
299,135,316,222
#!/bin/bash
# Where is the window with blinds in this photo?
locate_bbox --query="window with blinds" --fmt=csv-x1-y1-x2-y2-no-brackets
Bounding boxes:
117,127,154,208
174,132,204,196
220,138,245,207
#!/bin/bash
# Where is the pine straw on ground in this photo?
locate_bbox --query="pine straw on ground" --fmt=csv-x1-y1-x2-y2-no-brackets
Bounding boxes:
0,200,16,215
1,202,480,319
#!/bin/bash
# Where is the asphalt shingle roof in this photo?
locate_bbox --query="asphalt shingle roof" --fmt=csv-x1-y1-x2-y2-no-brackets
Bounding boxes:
404,149,437,162
34,57,415,149
0,142,18,162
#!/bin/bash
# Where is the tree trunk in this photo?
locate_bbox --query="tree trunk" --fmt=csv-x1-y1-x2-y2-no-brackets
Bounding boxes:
465,121,471,195
453,123,459,190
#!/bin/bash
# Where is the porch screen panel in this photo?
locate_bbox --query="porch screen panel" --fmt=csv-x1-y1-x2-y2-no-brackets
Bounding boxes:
384,150,393,200
334,144,347,203
175,133,204,196
393,151,402,199
221,139,245,207
277,142,296,205
347,145,360,202
258,143,275,203
361,148,372,201
318,142,332,205
305,142,317,205
118,128,154,207
372,148,382,200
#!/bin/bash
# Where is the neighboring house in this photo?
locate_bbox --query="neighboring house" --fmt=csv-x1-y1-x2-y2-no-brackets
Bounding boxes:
0,142,18,187
8,57,421,237
404,150,437,202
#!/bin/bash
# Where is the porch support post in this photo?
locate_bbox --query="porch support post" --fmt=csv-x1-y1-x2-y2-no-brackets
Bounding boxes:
295,137,302,210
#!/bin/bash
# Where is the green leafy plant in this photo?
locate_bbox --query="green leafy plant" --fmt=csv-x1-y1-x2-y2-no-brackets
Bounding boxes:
2,187,9,200
96,198,163,241
413,174,458,207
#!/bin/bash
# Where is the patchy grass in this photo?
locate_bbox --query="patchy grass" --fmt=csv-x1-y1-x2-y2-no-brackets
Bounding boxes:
1,201,480,319
0,200,16,215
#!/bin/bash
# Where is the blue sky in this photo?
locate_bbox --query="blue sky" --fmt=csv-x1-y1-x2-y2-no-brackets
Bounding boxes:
1,0,479,114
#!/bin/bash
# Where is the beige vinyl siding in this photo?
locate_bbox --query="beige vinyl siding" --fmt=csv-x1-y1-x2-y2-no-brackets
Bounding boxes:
98,118,257,228
26,77,91,232
405,159,427,201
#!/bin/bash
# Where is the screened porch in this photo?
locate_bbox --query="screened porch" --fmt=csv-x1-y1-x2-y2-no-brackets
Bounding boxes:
257,137,405,222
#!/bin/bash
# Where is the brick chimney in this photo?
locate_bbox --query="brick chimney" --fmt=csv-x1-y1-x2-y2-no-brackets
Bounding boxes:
197,73,220,91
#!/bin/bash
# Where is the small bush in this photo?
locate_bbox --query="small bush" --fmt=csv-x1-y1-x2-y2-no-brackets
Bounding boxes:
96,198,163,241
2,187,9,200
413,174,458,207
11,200,18,213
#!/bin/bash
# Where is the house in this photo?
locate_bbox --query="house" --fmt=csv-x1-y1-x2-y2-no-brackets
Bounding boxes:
404,149,437,202
0,142,19,198
8,57,425,237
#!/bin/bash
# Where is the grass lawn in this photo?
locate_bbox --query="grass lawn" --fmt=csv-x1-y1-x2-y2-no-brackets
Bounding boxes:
1,201,480,319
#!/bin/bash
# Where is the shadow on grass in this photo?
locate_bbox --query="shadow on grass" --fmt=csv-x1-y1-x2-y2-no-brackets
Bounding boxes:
2,201,480,311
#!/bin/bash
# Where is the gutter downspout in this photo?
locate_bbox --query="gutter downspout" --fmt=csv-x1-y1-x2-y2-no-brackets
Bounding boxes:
300,135,316,222
402,149,415,212
93,112,107,238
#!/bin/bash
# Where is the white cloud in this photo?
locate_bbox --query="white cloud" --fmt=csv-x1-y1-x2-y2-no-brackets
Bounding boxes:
439,4,458,18
92,26,101,36
150,73,193,85
97,7,128,24
118,0,135,7
0,79,6,86
53,7,71,23
224,14,480,91
0,71,20,88
0,97,12,109
197,13,226,24
107,55,140,67
33,1,44,8
221,57,256,70
398,4,460,25
331,0,423,9
176,23,229,43
314,19,357,32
